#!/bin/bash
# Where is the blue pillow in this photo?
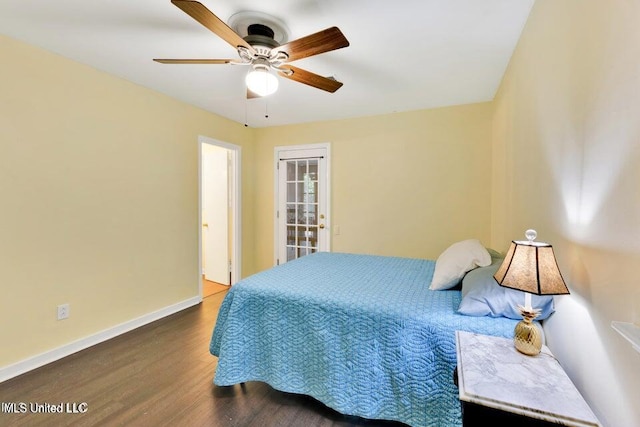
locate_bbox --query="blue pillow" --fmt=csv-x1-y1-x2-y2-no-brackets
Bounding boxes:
458,259,555,320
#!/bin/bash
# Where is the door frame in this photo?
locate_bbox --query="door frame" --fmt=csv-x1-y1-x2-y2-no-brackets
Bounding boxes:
273,142,331,266
198,136,242,296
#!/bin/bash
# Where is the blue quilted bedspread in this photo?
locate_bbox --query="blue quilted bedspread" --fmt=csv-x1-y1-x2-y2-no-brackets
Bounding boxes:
210,252,519,427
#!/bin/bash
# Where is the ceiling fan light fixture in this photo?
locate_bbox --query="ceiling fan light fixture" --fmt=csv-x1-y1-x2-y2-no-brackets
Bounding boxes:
158,1,350,97
246,65,279,97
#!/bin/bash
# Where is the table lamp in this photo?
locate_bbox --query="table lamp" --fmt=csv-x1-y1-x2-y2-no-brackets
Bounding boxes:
493,229,570,355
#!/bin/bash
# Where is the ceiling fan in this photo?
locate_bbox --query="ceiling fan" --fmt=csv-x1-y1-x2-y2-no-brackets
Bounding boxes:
154,0,350,97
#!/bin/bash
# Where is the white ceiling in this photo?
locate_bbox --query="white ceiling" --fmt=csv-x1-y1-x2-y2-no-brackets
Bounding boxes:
0,0,534,128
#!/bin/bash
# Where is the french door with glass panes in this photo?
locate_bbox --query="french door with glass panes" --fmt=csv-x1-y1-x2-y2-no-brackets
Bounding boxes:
276,145,330,265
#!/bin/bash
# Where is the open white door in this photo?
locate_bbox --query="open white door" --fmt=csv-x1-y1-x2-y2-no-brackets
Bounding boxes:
202,144,229,285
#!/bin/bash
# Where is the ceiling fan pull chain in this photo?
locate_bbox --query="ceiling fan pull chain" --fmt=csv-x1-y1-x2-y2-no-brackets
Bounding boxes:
244,99,249,127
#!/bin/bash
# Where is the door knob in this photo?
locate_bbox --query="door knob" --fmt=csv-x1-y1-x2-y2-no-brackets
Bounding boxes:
319,224,325,229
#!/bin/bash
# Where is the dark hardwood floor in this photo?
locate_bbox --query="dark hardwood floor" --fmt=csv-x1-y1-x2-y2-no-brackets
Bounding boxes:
0,292,407,427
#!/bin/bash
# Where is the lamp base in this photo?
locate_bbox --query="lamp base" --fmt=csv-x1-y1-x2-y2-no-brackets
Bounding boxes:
514,306,542,356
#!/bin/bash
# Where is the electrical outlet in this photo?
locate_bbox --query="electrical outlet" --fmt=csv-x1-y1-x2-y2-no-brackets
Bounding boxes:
57,303,70,320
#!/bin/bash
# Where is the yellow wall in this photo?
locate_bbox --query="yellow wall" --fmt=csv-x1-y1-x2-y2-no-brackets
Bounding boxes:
0,35,255,366
1,32,495,374
492,1,640,426
253,104,494,272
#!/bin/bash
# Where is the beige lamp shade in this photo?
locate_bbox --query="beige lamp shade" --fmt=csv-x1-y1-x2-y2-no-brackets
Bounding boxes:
493,240,570,296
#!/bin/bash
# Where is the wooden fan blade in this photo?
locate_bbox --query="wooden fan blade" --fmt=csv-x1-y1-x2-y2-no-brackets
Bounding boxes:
278,65,343,93
273,27,349,63
171,0,255,54
153,59,233,64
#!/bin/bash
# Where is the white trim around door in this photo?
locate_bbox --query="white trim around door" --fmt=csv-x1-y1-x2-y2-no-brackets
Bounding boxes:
198,136,242,294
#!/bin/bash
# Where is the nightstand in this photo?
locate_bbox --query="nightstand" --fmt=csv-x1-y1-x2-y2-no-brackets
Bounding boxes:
455,330,601,427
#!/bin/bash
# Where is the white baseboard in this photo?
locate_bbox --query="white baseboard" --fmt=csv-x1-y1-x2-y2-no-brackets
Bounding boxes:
0,296,202,383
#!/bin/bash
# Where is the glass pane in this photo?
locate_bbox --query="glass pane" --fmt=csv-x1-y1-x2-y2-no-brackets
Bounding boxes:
294,203,304,223
303,167,317,203
287,226,296,246
297,161,307,181
287,162,296,181
306,205,317,225
297,183,305,203
297,227,307,246
308,160,318,180
287,183,296,203
304,182,317,203
286,204,296,224
306,227,317,248
287,247,296,262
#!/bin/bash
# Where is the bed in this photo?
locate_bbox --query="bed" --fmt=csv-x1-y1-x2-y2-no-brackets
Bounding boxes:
209,252,521,427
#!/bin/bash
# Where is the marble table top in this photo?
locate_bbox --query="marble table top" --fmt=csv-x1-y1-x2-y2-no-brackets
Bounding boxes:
456,331,601,427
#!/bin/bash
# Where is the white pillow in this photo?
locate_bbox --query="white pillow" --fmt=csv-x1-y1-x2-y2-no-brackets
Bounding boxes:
429,239,492,290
